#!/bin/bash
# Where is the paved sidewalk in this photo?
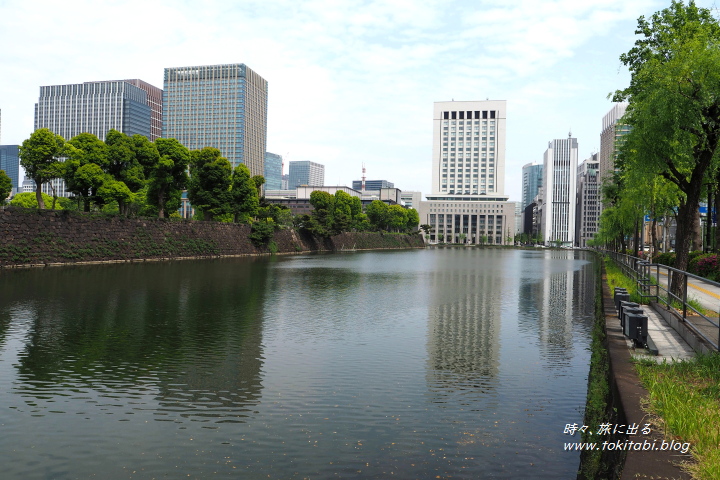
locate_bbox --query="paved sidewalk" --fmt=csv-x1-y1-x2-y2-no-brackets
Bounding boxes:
626,305,696,362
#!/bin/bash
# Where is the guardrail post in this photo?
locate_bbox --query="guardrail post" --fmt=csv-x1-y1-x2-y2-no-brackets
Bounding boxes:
683,272,688,321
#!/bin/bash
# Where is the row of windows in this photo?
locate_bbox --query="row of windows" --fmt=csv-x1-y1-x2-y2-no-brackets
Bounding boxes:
442,111,497,120
443,120,496,126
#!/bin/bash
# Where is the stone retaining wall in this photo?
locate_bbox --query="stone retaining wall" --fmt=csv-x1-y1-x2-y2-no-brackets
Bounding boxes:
0,207,424,267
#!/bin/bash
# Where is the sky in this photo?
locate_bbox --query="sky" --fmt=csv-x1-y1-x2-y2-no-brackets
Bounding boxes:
2,0,718,203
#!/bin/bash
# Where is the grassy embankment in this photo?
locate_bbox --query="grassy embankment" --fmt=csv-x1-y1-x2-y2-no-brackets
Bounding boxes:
579,255,618,479
605,256,720,479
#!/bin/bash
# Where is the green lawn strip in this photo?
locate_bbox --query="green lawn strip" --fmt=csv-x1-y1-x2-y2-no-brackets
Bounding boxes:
635,354,720,479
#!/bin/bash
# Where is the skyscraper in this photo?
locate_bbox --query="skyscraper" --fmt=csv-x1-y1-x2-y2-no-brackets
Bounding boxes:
288,161,324,187
163,64,268,177
521,163,543,210
33,79,161,197
264,152,283,190
431,100,506,195
541,135,579,246
34,80,158,141
599,103,629,191
124,79,163,141
0,144,20,195
575,153,600,247
420,100,515,244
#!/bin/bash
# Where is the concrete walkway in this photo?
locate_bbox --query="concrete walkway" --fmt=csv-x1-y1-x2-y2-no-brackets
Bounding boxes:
603,272,693,479
627,304,696,363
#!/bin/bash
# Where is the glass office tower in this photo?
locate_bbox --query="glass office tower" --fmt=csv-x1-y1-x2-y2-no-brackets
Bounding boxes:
163,64,268,177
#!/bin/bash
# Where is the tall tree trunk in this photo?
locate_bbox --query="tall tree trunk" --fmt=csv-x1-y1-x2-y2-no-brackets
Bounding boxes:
651,217,658,261
672,186,704,299
692,209,703,251
634,218,641,257
35,180,45,209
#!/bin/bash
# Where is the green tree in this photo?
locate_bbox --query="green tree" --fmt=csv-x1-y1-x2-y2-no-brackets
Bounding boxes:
19,128,66,209
10,192,62,209
97,179,133,208
230,164,259,223
365,200,388,230
613,0,720,280
132,134,161,179
0,170,11,203
332,190,354,234
105,129,145,214
406,208,420,232
251,175,265,198
188,147,232,221
64,133,109,211
149,138,189,218
387,204,409,232
349,196,363,229
308,190,335,236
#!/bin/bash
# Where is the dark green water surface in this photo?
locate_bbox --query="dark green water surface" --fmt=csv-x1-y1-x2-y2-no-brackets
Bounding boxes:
0,248,596,479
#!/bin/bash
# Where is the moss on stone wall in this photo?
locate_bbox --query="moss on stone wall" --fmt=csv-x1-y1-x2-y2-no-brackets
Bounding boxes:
0,207,424,267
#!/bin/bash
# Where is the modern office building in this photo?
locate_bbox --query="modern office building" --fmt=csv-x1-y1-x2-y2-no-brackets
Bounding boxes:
599,103,629,192
400,191,422,209
35,80,157,141
419,100,514,244
33,79,160,197
541,135,579,246
264,152,283,190
352,179,394,191
124,79,163,141
0,144,20,195
288,160,324,188
575,153,600,247
521,163,543,210
431,100,506,196
163,63,268,178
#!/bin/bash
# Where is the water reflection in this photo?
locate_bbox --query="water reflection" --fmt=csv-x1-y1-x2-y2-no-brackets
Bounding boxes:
0,249,597,479
4,260,268,423
426,249,503,396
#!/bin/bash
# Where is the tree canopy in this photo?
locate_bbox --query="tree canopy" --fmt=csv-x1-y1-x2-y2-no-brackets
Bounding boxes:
19,128,66,209
0,170,12,202
610,0,720,276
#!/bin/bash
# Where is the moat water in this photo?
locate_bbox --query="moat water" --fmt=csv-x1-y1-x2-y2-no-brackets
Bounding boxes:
0,248,596,479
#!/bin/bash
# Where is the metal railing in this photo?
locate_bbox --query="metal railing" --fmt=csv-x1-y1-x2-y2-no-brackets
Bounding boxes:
605,250,720,351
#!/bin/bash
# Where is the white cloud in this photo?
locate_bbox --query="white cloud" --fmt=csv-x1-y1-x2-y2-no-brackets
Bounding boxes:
0,0,703,202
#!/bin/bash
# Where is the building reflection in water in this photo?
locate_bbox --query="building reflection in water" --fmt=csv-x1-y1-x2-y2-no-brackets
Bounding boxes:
425,248,503,397
1,259,268,424
517,250,595,369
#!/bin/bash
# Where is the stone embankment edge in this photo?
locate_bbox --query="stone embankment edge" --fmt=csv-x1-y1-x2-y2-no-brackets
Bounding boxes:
0,207,425,268
600,265,691,479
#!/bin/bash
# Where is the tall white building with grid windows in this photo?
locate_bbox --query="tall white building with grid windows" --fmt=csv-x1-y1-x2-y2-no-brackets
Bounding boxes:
541,135,579,246
419,100,514,245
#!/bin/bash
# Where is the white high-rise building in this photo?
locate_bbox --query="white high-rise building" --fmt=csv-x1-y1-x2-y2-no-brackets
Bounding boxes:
541,135,579,246
420,100,514,244
431,100,506,195
575,153,600,247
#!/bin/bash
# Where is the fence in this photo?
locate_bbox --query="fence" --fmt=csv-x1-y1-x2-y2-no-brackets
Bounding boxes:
606,250,720,351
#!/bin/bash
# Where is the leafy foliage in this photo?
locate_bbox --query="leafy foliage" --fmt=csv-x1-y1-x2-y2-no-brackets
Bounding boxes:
19,128,66,209
187,147,232,221
0,170,11,202
230,164,259,223
150,138,189,218
10,192,63,210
